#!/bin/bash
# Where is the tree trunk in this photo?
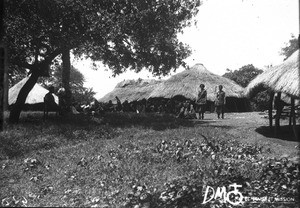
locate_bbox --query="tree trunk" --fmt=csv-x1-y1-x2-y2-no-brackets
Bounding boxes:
268,91,274,131
289,104,292,126
0,46,6,130
62,49,71,112
275,92,282,137
8,72,39,123
291,98,299,141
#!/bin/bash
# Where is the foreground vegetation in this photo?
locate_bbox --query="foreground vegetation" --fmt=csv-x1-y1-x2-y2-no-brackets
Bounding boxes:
0,112,299,207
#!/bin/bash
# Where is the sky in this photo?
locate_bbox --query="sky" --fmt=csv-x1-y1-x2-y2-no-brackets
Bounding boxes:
72,0,299,99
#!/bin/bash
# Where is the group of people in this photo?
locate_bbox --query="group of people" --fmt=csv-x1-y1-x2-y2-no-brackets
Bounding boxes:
43,84,227,119
177,84,226,119
98,84,226,120
43,86,73,118
195,84,226,119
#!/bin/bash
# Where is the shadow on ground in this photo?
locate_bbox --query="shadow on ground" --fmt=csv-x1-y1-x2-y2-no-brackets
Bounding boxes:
0,112,224,159
102,112,198,130
7,111,196,130
9,111,229,131
1,112,113,159
6,111,104,128
255,125,300,142
96,112,232,130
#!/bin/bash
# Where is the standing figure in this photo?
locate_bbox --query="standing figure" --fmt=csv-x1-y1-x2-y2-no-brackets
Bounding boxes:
106,100,115,112
215,85,226,119
115,96,123,112
57,86,67,115
44,86,59,120
195,84,207,119
122,100,130,112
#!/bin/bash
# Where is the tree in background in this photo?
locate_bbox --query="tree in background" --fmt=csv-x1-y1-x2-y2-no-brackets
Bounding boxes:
223,64,267,111
223,34,299,111
7,66,27,88
248,85,270,112
223,64,263,88
249,35,299,111
5,0,201,123
280,34,298,60
40,65,96,105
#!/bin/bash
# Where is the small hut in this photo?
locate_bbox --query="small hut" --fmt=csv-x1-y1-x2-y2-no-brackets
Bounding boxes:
9,77,59,111
148,63,247,112
245,49,299,139
99,78,162,104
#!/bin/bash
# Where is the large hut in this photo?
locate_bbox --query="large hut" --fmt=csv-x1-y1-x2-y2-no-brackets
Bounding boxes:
9,77,59,111
148,63,247,112
245,49,299,139
99,78,162,104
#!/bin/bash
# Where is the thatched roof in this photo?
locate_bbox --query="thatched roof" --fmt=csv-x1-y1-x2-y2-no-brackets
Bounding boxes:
99,79,162,103
9,77,59,105
245,49,300,99
147,63,244,101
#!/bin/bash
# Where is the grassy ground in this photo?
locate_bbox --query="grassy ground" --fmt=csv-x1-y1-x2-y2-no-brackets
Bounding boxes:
0,111,299,207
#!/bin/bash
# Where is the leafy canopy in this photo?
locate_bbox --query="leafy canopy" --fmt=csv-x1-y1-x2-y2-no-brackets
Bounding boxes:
280,34,299,60
223,64,263,88
5,0,201,77
39,64,96,104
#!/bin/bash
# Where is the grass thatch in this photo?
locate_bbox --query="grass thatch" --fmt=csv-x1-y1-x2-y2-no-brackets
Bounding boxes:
99,79,162,103
9,77,59,105
148,63,244,101
245,49,300,98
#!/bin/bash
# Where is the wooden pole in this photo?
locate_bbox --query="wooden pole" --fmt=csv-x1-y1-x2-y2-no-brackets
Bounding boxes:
291,98,299,141
289,104,292,126
268,91,275,131
275,92,282,137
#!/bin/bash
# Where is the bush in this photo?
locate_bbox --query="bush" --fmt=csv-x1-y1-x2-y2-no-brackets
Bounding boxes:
250,90,270,111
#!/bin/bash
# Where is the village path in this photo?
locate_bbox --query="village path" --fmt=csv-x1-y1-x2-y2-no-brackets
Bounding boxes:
193,112,300,161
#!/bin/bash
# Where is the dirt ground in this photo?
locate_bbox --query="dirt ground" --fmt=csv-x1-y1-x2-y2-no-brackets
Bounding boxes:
194,112,300,161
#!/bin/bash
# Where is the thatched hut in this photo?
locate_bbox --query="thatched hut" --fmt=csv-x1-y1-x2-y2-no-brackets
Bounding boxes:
9,77,59,110
99,78,162,104
148,63,247,112
246,50,299,98
245,49,299,139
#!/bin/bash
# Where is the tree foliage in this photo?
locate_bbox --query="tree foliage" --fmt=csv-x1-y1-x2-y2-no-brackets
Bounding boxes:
7,66,27,88
5,0,201,122
222,64,263,88
40,65,96,105
222,65,266,111
5,0,200,76
280,34,299,60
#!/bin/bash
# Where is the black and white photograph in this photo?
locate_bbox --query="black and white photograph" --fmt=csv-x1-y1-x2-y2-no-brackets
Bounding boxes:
0,0,299,207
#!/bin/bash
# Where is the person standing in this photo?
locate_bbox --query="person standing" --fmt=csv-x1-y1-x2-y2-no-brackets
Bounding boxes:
57,86,67,115
44,86,59,119
196,84,207,119
115,96,123,112
215,85,226,119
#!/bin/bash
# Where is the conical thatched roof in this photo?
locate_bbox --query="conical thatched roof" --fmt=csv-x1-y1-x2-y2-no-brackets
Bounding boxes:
245,49,300,98
9,77,59,105
99,79,162,103
147,63,244,101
